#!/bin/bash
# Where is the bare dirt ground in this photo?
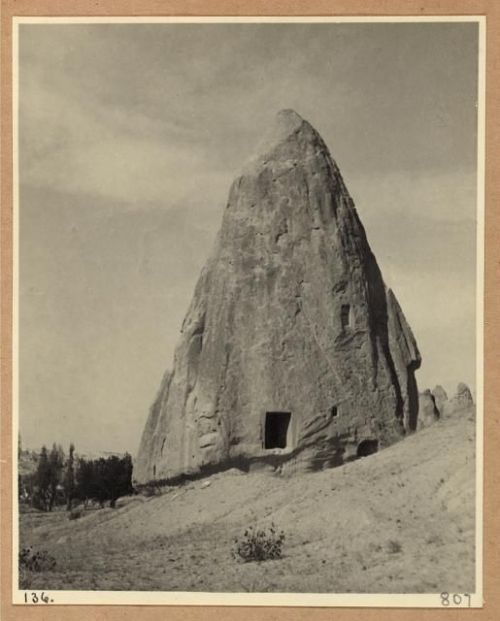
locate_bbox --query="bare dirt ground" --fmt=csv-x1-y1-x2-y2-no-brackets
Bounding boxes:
19,406,475,593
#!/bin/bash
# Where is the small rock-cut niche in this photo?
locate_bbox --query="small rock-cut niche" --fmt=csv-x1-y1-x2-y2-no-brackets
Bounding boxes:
330,405,338,418
264,412,291,449
341,304,352,330
357,439,378,458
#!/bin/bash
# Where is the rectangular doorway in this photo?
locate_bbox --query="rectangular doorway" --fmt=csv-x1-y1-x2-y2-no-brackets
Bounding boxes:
264,412,291,449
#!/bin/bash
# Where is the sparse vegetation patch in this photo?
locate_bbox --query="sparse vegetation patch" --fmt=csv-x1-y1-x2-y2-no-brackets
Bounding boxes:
19,547,56,572
387,540,403,554
68,508,82,520
232,523,285,562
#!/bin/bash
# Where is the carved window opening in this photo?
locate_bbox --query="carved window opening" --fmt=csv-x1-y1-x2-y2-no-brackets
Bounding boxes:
341,304,352,330
190,314,206,355
357,439,378,458
264,412,291,449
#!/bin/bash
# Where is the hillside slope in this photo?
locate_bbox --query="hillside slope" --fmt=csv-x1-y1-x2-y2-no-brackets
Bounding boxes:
20,406,475,593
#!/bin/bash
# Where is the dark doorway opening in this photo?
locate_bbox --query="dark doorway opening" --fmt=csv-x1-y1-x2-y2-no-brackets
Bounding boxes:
357,439,378,458
265,412,291,449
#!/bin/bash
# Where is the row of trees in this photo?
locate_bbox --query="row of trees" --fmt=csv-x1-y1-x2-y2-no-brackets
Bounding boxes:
73,452,133,508
19,443,134,511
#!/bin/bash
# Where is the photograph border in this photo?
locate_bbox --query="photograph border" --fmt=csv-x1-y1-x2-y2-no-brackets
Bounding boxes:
1,2,499,620
10,13,486,610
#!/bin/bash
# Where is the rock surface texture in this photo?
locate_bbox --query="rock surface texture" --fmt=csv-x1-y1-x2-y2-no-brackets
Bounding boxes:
417,389,440,429
445,382,474,414
432,385,449,414
134,110,422,484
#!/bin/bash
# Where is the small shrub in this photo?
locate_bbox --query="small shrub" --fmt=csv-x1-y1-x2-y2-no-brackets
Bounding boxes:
19,547,56,572
68,508,82,520
141,483,160,497
232,523,285,562
387,540,403,554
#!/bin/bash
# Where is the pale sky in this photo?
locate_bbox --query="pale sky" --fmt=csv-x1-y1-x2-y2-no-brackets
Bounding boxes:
18,22,479,454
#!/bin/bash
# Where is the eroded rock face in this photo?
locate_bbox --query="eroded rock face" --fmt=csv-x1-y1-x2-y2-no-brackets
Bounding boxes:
134,110,421,484
446,382,474,413
432,385,448,414
417,389,440,429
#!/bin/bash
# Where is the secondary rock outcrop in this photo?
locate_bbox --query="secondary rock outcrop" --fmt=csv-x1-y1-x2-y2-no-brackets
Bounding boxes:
432,385,448,414
446,382,474,413
417,389,440,429
134,110,422,484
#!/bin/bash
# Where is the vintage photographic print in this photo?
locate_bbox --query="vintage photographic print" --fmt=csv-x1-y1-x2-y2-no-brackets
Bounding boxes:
12,16,484,607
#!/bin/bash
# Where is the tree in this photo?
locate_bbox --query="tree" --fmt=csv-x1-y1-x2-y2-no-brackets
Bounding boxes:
48,444,65,511
107,454,133,508
64,443,75,511
33,445,51,510
75,454,134,508
75,457,94,507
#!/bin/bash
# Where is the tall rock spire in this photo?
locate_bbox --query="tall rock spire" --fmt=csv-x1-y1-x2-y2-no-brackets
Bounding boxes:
134,110,421,484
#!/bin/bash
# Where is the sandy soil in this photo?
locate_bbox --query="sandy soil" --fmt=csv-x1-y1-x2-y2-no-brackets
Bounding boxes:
19,406,475,593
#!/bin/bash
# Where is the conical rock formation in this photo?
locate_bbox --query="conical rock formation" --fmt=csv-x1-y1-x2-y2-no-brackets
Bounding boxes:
444,382,474,415
134,110,421,484
417,389,440,429
432,385,448,413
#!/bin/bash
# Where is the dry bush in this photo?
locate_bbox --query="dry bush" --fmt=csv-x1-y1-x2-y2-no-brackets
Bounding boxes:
141,483,162,497
232,523,285,562
69,508,82,520
387,539,403,554
19,547,56,572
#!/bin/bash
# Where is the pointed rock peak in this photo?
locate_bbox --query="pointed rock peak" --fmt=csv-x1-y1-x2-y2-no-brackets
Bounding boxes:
244,109,317,171
432,385,448,401
457,382,471,395
263,108,314,147
454,382,474,405
274,108,305,132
